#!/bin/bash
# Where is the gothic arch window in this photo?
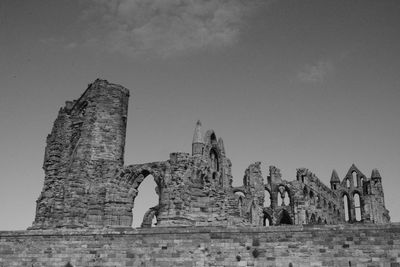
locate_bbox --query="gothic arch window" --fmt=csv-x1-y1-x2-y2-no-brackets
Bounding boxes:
346,178,351,188
209,148,219,171
263,213,272,226
343,194,351,222
277,192,283,206
264,190,271,207
354,193,361,222
359,177,364,188
283,191,290,206
352,172,357,186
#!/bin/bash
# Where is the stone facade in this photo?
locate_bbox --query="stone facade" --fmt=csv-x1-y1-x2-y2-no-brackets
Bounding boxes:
31,79,390,230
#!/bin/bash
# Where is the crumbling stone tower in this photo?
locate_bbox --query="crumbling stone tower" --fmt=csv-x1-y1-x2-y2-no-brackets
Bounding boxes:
33,79,129,228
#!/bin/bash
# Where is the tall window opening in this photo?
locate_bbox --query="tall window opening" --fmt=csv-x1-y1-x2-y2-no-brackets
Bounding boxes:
346,179,351,188
264,190,271,207
283,191,290,206
343,194,350,222
131,175,159,228
210,149,219,171
354,193,361,221
235,192,245,217
352,172,357,186
277,192,282,206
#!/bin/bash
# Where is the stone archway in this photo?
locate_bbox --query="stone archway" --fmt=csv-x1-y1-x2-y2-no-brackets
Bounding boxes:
104,162,165,227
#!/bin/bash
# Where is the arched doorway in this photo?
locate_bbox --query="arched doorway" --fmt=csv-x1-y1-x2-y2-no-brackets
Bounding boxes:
278,210,292,225
263,213,272,226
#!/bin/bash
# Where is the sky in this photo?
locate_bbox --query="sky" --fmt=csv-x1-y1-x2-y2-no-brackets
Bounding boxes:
0,0,399,230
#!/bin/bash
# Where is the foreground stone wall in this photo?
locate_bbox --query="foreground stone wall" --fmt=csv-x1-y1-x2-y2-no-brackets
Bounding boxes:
1,224,400,267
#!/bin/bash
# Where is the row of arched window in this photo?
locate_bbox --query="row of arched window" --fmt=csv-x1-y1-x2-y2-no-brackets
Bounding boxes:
343,192,362,222
263,189,290,207
345,172,364,189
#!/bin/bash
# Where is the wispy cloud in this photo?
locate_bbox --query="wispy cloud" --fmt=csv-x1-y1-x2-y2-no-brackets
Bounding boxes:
77,0,265,57
297,60,334,83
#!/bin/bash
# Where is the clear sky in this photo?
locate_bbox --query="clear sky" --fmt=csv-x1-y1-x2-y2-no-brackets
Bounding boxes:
0,0,399,230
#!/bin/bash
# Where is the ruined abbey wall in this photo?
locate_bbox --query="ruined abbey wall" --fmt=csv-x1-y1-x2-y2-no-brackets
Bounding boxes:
1,224,400,267
31,79,390,230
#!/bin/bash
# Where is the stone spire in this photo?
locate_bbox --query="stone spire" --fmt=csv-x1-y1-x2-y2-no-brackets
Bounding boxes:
192,120,203,144
330,169,340,190
192,120,204,156
330,169,340,182
371,168,382,179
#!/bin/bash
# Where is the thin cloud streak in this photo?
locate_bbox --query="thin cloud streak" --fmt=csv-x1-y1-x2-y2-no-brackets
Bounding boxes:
77,0,265,57
297,60,334,83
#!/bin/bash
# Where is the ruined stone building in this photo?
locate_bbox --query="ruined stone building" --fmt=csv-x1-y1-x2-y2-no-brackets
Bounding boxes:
3,79,400,267
32,79,390,230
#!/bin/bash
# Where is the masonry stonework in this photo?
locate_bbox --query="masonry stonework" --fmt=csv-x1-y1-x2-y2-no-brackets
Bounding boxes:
0,79,396,266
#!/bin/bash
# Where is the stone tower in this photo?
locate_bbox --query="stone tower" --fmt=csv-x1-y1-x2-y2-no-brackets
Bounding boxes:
32,79,130,228
363,168,390,223
330,169,340,190
192,120,204,156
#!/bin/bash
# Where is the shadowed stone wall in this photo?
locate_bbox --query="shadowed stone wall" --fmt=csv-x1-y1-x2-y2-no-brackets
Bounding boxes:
1,224,400,267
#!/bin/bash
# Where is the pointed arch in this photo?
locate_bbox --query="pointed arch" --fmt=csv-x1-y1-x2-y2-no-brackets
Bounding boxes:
114,163,165,228
343,193,351,222
283,191,290,206
209,148,219,171
263,212,272,226
264,189,271,207
277,192,282,206
354,192,362,222
346,178,351,188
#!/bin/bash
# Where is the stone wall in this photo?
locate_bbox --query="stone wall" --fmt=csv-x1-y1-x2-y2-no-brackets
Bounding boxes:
1,224,400,267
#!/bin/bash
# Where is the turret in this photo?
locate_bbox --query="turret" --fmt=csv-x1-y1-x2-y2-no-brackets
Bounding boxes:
192,120,204,156
330,169,340,190
371,168,382,180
